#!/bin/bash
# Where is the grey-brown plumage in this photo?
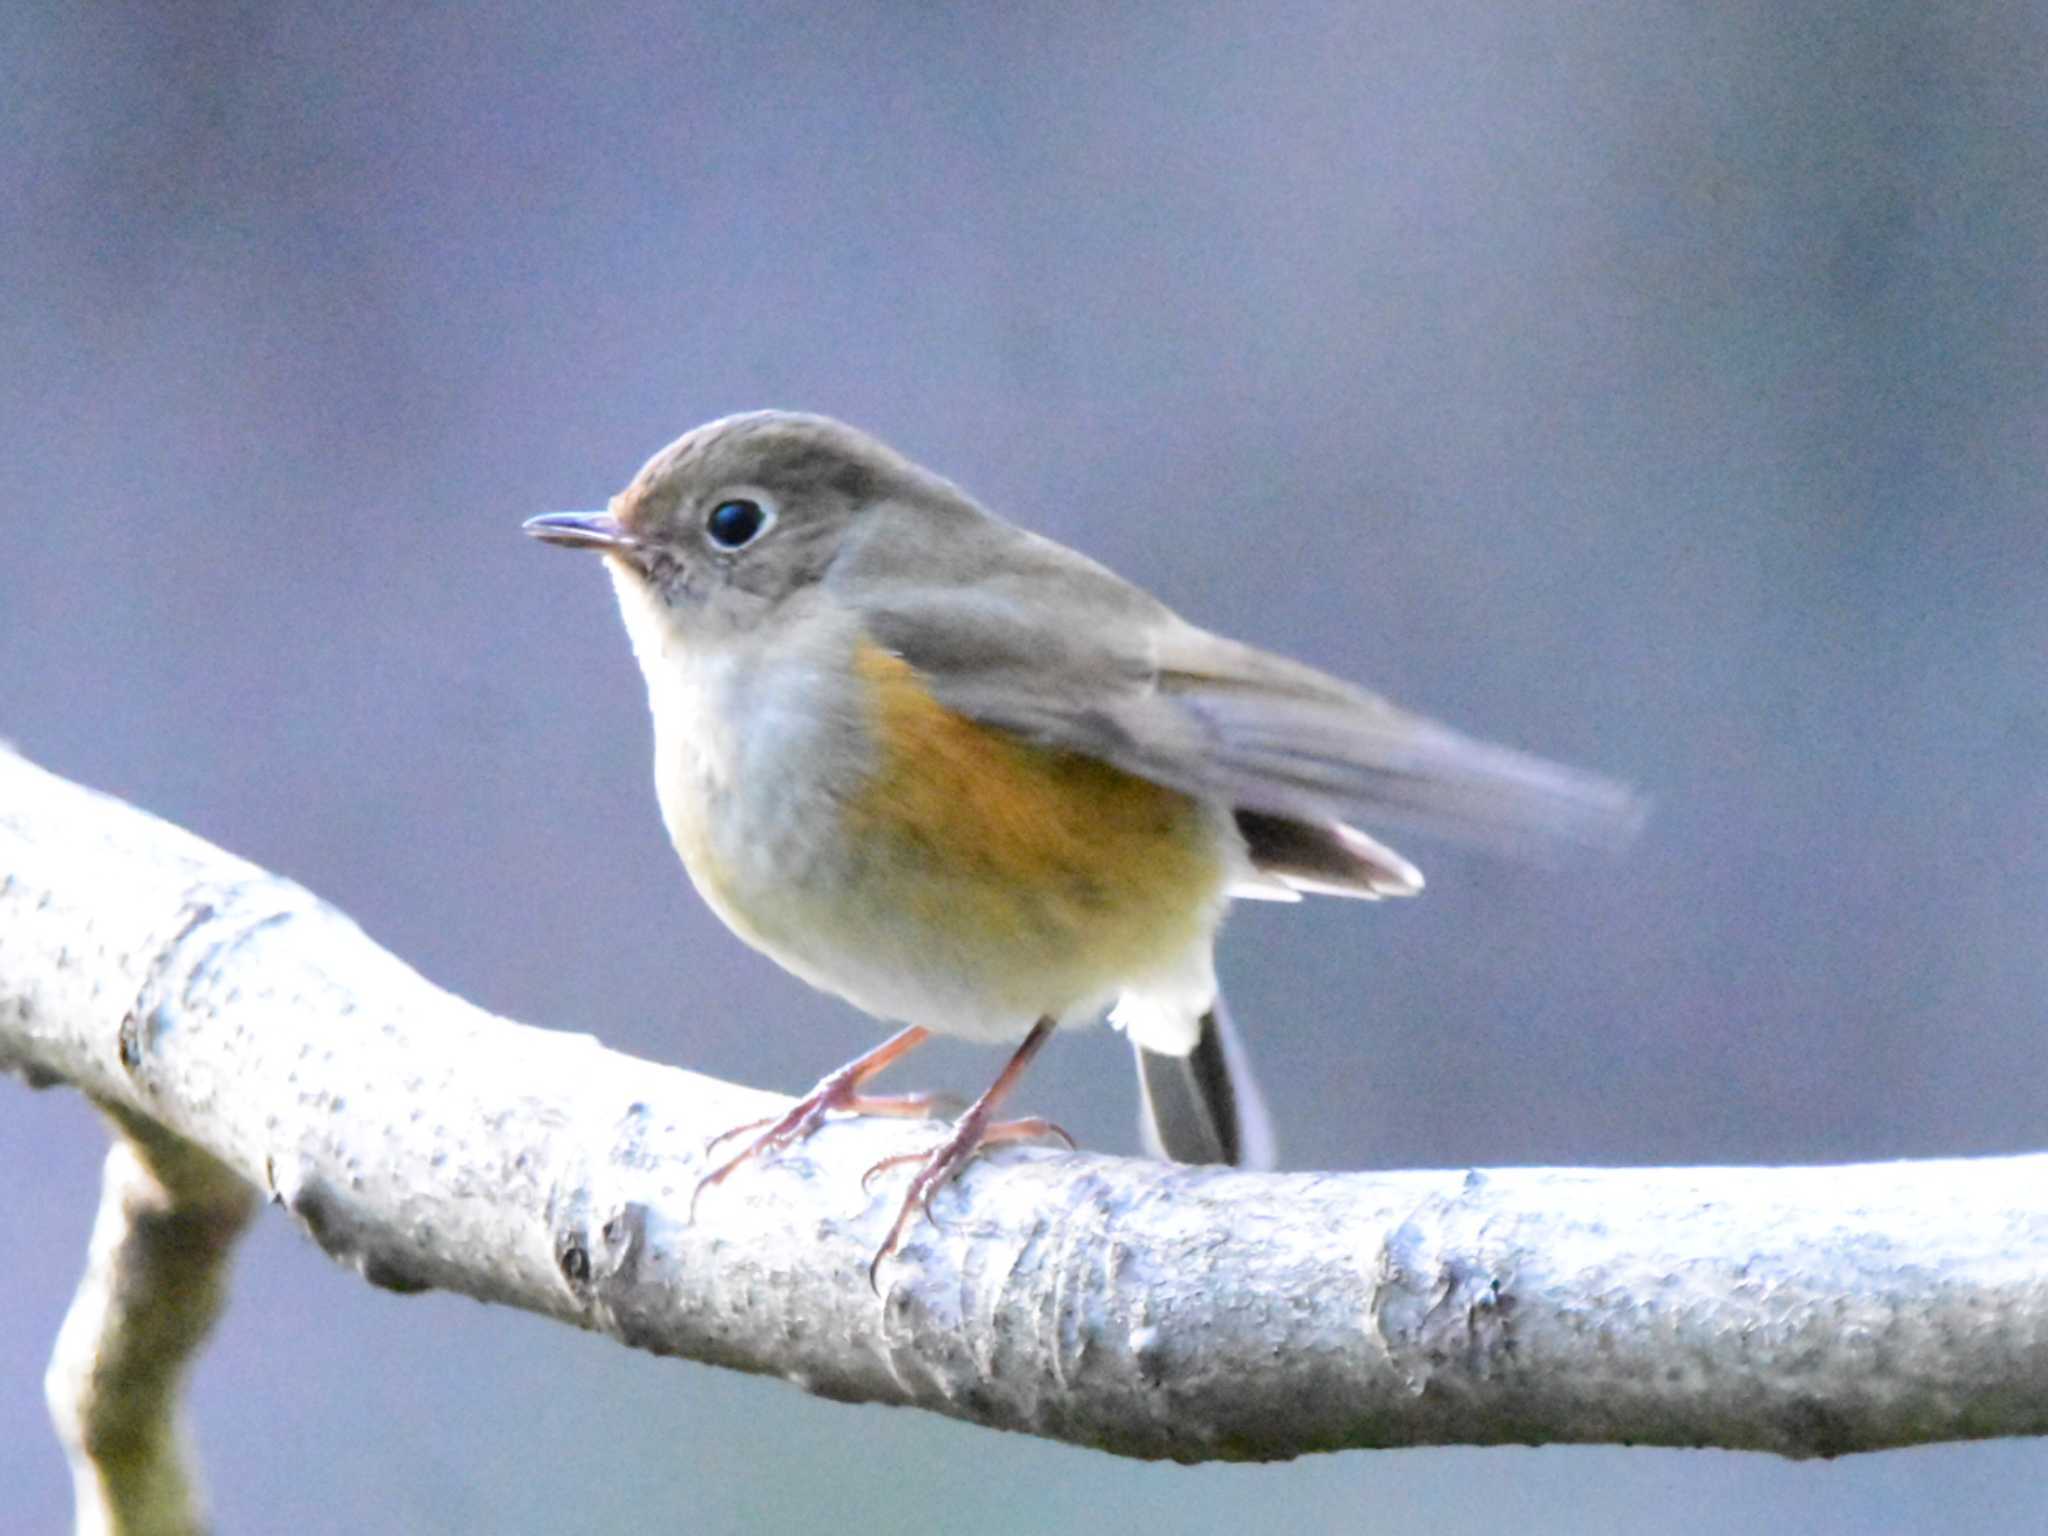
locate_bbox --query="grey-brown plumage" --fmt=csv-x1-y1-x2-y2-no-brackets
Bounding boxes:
830,467,1643,863
1136,997,1276,1168
530,411,1642,1232
796,411,1639,1168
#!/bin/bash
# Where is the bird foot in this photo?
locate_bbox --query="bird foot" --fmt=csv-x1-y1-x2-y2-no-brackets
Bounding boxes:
865,1114,1074,1292
691,1027,941,1220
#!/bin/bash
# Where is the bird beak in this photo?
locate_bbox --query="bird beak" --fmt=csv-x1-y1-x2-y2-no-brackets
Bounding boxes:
523,511,636,551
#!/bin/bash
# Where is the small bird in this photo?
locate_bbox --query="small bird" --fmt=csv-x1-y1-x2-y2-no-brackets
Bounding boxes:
526,412,1637,1276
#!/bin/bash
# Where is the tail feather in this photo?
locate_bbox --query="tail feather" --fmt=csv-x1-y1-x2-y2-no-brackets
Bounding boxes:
1133,994,1276,1170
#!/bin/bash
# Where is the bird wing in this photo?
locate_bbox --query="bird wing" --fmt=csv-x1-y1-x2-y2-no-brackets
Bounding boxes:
829,498,1642,886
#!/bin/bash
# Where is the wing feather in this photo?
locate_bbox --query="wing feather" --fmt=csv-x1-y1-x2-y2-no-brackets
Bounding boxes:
828,497,1644,872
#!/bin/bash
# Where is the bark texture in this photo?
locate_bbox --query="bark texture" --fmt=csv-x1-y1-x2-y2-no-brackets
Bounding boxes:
3,744,2045,1487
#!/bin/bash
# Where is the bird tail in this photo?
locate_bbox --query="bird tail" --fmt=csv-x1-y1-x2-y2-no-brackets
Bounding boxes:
1132,992,1276,1169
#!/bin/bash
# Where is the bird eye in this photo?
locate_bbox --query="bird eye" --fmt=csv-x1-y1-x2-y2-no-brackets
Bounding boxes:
706,498,771,549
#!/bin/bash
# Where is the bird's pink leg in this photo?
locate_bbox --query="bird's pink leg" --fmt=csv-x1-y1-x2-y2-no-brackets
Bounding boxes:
866,1017,1064,1290
692,1025,936,1217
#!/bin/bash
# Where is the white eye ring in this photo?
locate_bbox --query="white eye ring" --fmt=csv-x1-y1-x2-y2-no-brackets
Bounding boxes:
703,491,777,550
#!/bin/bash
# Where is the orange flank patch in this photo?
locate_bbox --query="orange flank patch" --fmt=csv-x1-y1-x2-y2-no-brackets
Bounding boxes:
846,639,1225,991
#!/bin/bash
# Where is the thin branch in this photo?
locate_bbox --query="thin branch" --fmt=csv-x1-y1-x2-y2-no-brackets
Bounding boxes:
3,743,2046,1473
45,1108,255,1536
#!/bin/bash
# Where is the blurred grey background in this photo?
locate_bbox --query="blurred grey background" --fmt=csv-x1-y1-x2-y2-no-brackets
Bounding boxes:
4,2,2045,1531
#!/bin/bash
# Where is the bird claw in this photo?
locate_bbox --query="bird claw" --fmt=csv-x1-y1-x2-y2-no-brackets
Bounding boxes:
689,1024,943,1224
690,1098,836,1220
861,1110,1074,1293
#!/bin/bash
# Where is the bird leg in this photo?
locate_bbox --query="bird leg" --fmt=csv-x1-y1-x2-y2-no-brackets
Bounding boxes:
867,1016,1065,1290
692,1024,937,1218
859,1115,1074,1193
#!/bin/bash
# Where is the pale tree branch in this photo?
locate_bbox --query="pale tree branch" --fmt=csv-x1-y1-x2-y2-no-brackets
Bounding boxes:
44,1107,256,1536
2,741,2046,1522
